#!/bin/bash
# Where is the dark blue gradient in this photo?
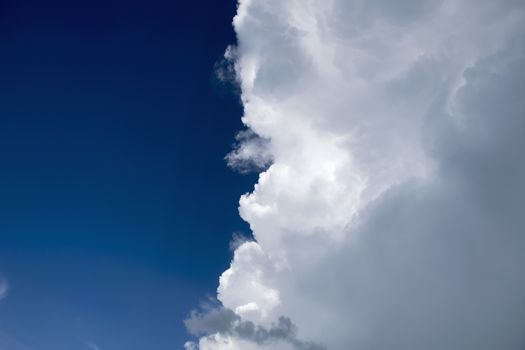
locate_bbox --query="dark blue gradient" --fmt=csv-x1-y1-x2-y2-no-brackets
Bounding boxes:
0,1,251,349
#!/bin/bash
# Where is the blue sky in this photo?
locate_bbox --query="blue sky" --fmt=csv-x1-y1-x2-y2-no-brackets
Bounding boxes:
0,1,254,349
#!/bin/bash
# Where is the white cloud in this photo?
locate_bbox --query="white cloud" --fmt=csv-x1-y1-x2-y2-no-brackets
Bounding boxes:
186,0,525,349
226,129,273,173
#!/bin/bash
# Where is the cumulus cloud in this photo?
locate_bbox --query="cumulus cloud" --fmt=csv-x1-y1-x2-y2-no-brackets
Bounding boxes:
186,0,525,349
185,307,324,350
225,129,273,173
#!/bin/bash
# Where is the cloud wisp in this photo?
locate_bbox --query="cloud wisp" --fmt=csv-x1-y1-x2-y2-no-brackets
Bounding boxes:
86,342,101,350
0,275,9,301
186,0,525,349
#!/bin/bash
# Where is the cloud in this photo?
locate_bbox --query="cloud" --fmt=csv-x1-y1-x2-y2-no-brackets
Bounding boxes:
186,0,525,349
185,307,239,337
86,342,101,350
185,307,324,350
0,275,9,301
225,129,273,174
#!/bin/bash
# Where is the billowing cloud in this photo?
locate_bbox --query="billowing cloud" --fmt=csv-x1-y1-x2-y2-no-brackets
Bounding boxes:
186,0,525,349
226,129,273,174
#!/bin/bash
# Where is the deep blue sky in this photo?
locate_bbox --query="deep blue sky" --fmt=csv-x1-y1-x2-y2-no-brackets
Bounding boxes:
0,1,253,349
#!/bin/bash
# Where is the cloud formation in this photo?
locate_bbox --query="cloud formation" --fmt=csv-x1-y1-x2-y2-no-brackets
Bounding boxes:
186,0,525,349
226,129,273,174
185,307,324,350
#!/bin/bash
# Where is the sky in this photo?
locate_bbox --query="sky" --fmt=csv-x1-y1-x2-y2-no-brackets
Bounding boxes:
0,1,254,349
2,1,525,350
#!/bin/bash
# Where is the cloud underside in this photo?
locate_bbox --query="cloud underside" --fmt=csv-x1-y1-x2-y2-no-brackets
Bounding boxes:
185,308,324,350
186,0,525,349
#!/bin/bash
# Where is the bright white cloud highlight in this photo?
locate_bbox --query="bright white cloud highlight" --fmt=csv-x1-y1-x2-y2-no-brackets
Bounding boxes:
186,0,525,349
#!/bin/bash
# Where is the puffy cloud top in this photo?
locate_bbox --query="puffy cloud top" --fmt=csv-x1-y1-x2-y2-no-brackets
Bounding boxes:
186,1,525,349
